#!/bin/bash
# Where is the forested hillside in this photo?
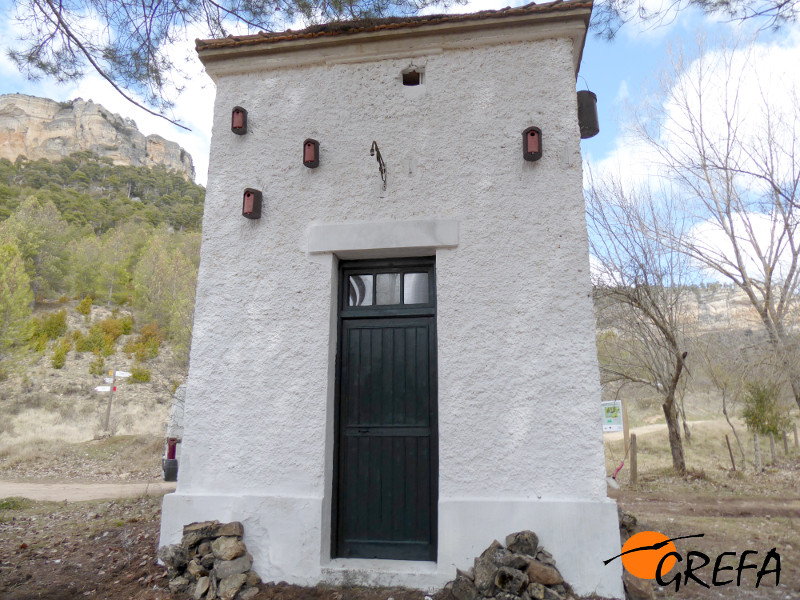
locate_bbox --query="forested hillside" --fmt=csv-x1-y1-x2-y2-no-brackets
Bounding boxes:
0,151,204,379
0,151,203,230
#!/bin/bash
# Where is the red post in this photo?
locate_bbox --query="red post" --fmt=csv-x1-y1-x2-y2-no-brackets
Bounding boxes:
167,438,177,460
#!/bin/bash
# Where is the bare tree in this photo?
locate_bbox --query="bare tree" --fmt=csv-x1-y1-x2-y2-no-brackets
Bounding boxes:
693,330,753,469
592,0,800,40
588,174,690,475
633,39,800,412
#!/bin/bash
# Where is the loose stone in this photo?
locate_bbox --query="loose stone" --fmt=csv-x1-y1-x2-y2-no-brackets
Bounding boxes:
197,541,212,556
158,544,188,569
506,531,539,556
216,522,245,537
201,553,216,569
527,582,546,600
452,574,481,600
237,587,259,600
214,552,253,580
494,566,528,596
194,576,210,600
187,558,208,579
218,573,248,600
212,536,246,561
499,553,531,571
526,560,563,586
168,575,190,594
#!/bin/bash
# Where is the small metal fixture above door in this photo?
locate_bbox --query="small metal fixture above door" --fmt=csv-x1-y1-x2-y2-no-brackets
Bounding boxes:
370,141,387,191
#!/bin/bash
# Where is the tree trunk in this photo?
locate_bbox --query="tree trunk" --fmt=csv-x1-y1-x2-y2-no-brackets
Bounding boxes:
791,378,800,412
662,395,686,475
722,390,746,471
662,351,687,476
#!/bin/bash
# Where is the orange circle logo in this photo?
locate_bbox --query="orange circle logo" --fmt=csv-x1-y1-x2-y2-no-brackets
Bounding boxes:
621,531,678,579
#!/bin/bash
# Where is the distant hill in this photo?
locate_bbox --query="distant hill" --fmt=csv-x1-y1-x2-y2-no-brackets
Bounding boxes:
0,94,194,181
0,151,204,231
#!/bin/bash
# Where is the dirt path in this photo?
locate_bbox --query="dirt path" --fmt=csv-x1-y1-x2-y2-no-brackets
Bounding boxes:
611,489,800,518
0,479,176,501
603,419,714,442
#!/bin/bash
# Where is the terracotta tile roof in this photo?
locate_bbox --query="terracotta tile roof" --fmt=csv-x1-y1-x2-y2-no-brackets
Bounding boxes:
195,0,593,52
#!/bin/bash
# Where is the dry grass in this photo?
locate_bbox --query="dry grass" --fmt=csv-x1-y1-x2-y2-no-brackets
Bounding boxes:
0,435,164,481
0,392,168,446
605,416,800,497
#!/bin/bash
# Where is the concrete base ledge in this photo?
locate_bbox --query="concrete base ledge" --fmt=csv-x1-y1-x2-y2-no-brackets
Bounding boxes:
160,492,623,598
322,559,439,591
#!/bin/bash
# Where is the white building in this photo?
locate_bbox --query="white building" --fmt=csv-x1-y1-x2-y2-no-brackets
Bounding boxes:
160,2,623,596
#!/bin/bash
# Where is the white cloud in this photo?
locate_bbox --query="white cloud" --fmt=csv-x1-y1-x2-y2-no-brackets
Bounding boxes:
591,28,800,187
689,212,797,284
615,80,630,103
590,29,800,288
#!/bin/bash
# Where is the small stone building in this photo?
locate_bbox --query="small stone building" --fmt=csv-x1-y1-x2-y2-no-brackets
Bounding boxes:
160,2,623,597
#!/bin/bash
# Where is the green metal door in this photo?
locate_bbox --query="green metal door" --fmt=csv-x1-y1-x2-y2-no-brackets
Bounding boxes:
333,258,437,561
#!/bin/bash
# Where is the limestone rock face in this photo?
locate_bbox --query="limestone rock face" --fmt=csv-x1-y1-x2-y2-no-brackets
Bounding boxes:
0,94,195,180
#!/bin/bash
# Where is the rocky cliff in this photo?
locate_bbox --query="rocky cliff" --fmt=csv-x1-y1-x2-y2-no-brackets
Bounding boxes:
0,94,195,180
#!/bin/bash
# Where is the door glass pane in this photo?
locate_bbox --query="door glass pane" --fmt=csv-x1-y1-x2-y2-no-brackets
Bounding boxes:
348,275,373,306
376,273,401,305
404,273,429,304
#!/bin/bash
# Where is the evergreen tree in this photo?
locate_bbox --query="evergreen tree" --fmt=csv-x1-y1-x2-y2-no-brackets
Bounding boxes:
0,197,72,299
0,242,33,364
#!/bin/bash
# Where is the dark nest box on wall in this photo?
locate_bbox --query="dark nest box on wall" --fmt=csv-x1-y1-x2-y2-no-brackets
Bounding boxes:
577,91,599,139
522,126,542,161
232,107,248,135
242,188,262,219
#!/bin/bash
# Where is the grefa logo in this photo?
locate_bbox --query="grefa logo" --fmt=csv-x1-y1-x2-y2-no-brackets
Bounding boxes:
604,531,781,592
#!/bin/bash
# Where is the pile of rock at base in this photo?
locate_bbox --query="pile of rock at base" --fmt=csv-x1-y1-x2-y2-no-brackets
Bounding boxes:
158,521,260,600
447,531,576,600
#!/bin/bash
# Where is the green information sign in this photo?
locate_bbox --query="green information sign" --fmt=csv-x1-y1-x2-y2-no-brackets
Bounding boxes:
601,400,623,432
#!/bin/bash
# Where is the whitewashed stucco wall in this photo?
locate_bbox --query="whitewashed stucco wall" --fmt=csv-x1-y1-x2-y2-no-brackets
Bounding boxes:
161,25,622,599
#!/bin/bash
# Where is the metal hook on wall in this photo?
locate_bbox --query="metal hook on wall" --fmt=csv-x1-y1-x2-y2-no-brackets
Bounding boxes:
370,141,387,191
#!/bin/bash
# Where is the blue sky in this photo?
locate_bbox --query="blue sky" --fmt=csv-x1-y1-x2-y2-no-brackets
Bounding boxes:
1,0,798,185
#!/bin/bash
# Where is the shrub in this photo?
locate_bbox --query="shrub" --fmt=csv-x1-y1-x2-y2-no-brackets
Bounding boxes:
74,322,117,356
120,314,134,335
51,336,71,369
742,380,791,436
89,355,105,376
41,310,67,338
29,310,68,351
58,296,69,304
131,364,151,383
123,322,162,361
76,296,92,316
99,317,123,341
29,331,48,353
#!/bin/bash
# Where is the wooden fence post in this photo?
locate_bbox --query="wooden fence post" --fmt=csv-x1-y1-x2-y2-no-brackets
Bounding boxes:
769,433,776,465
794,423,799,450
630,433,638,486
783,432,789,456
754,433,762,473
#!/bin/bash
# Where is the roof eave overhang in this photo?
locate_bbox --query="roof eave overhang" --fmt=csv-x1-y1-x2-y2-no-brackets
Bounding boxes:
197,7,592,79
